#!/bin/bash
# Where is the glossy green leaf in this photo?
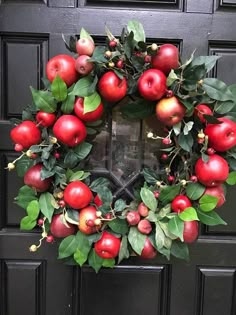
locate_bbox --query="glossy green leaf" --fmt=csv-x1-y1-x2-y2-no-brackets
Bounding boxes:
88,249,104,273
226,171,236,185
186,182,205,200
73,231,92,266
179,207,199,221
102,258,116,268
178,133,193,152
64,150,79,168
118,236,129,264
61,94,75,114
26,200,40,220
73,142,93,160
159,185,181,205
214,100,235,115
127,20,145,42
20,216,36,230
140,187,157,211
51,75,67,102
15,185,37,209
84,92,101,114
15,156,34,177
168,216,184,241
89,177,110,192
155,222,165,249
202,78,234,101
128,227,146,255
58,235,78,259
191,55,220,72
114,199,126,212
108,218,128,235
30,87,57,113
70,76,94,97
39,192,55,223
197,209,227,225
80,28,94,42
199,194,218,212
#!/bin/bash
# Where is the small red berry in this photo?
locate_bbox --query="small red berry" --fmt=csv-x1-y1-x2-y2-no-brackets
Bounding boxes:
30,153,37,159
109,40,117,48
153,191,160,198
198,138,204,144
37,218,44,226
86,219,95,227
190,175,198,183
168,175,175,182
58,200,66,208
144,55,151,63
162,138,171,145
54,152,60,159
166,90,174,98
207,148,215,155
14,143,24,152
46,235,54,243
104,213,112,220
161,153,168,160
116,60,124,69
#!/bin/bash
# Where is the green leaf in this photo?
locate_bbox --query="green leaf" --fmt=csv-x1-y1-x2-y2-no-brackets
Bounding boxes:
121,99,155,119
202,78,234,101
30,87,57,113
89,46,107,63
178,133,193,152
84,92,101,114
196,209,227,226
65,209,79,225
108,218,128,235
127,20,145,42
140,187,157,211
128,227,146,255
90,177,110,192
183,121,194,135
61,94,75,114
15,185,37,209
80,27,94,42
142,168,161,185
171,241,189,261
226,171,236,185
58,235,77,259
95,186,113,204
215,100,235,115
179,207,199,221
15,156,33,177
26,200,40,220
173,122,181,136
159,185,181,205
88,249,104,273
69,171,85,182
51,75,67,102
118,236,129,264
167,70,178,87
70,76,94,97
114,199,126,212
102,258,116,268
155,222,165,249
64,150,79,168
168,216,184,241
199,194,218,212
39,192,55,223
73,142,92,160
157,204,172,219
191,55,220,72
73,231,92,266
20,216,36,230
186,182,205,200
158,221,178,240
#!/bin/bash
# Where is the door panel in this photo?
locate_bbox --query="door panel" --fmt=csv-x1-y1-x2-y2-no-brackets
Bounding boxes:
1,1,236,314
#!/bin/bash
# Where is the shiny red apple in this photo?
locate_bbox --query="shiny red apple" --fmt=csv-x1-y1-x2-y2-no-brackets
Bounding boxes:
51,213,77,238
74,97,104,122
64,181,93,209
156,96,186,126
195,154,229,187
79,206,101,234
10,121,41,149
94,231,121,259
53,115,86,147
183,221,199,243
24,164,52,192
171,195,192,213
36,111,56,127
98,71,127,102
194,104,213,123
151,44,179,75
140,237,157,259
75,55,94,76
138,69,166,101
76,38,95,56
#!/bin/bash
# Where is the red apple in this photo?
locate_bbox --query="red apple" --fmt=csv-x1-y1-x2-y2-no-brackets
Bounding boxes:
156,96,186,126
137,219,152,234
171,195,192,213
126,211,141,226
98,71,127,102
51,214,76,238
138,69,167,101
204,117,236,152
36,111,56,127
24,164,52,192
195,154,229,187
52,115,86,147
151,44,179,75
194,104,213,123
10,121,41,149
140,237,157,259
76,38,95,56
137,202,149,217
74,97,104,122
202,185,226,208
64,181,93,209
46,54,78,87
79,206,101,234
183,221,199,243
75,55,94,76
94,231,121,259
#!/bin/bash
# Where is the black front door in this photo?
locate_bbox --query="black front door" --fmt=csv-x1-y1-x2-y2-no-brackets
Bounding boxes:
1,1,236,315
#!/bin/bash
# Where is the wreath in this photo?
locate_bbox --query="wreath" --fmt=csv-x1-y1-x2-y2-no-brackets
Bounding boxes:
7,20,236,272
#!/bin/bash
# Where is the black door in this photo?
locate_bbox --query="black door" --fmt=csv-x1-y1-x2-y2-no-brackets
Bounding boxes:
1,1,236,315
